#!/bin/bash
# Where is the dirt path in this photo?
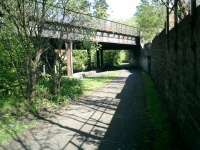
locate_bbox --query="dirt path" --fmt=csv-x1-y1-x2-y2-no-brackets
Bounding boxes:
1,69,146,150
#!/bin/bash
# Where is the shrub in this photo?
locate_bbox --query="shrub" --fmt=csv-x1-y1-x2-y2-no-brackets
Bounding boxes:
73,50,88,71
60,77,83,100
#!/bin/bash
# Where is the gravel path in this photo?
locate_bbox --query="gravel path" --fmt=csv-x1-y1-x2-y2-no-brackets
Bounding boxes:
1,69,146,150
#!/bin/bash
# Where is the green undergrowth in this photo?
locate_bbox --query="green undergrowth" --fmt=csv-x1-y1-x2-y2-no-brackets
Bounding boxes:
0,116,36,145
32,76,84,112
142,72,172,150
0,71,119,144
0,96,36,145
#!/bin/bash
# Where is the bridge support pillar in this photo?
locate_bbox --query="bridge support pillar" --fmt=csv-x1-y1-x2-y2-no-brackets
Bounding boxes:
100,49,104,68
96,50,100,69
65,41,73,77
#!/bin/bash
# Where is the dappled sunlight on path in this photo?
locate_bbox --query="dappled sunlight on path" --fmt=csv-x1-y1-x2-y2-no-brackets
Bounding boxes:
1,70,146,150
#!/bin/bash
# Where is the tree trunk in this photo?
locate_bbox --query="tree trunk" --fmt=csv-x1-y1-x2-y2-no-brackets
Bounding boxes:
27,49,44,102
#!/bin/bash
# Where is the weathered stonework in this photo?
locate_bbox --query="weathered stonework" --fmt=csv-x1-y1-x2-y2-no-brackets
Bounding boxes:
145,6,200,149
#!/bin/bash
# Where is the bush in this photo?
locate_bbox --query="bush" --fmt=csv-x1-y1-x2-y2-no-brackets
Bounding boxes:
103,50,129,67
35,75,51,99
60,77,83,100
73,50,88,71
0,28,27,97
35,76,83,103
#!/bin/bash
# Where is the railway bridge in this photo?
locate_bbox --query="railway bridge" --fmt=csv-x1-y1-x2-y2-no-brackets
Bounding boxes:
28,1,141,76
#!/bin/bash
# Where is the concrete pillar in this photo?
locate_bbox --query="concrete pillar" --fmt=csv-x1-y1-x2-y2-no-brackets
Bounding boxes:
65,41,73,77
100,49,104,68
96,50,100,69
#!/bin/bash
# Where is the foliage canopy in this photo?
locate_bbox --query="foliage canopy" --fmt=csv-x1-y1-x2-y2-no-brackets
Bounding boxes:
135,0,166,43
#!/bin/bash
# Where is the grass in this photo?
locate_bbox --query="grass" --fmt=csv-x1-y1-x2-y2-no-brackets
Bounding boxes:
142,72,172,150
0,70,119,145
0,96,36,144
82,71,119,95
0,116,36,145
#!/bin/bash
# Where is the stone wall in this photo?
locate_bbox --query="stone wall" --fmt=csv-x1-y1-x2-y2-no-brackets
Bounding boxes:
148,6,200,149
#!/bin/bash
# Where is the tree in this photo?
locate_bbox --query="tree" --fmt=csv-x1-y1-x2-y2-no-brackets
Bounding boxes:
125,17,137,27
67,0,91,12
93,0,108,18
0,0,110,103
0,0,95,102
0,0,49,101
135,0,166,43
155,0,191,19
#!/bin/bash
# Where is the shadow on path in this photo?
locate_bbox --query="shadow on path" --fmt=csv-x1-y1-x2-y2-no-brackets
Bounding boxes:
98,70,146,150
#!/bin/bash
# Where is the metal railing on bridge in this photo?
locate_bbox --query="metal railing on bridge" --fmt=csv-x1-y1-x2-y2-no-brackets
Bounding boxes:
29,1,139,37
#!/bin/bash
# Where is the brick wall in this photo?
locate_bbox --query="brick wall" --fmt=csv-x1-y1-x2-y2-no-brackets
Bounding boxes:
147,6,200,149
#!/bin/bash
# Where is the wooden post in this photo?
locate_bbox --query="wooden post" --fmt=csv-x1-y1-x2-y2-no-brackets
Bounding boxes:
65,41,73,77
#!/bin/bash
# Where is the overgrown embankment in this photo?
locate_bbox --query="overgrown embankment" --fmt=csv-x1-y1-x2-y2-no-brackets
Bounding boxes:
0,71,119,144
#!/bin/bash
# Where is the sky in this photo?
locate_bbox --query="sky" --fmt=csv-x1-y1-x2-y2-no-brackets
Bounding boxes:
106,0,140,21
